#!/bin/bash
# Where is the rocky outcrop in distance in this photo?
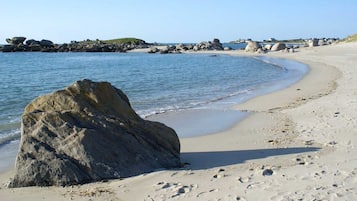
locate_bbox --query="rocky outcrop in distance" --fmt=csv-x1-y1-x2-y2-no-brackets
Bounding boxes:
8,79,181,187
245,40,294,53
243,37,339,54
148,38,225,54
0,37,149,52
1,37,226,54
1,36,340,54
6,37,26,45
245,41,261,52
271,42,286,51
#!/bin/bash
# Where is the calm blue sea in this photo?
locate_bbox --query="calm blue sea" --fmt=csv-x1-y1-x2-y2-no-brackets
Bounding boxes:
0,52,308,171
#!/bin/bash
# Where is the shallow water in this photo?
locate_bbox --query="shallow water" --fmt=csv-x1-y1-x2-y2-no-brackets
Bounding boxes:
0,52,308,171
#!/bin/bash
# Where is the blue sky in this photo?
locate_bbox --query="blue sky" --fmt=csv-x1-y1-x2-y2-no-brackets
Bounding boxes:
1,0,356,43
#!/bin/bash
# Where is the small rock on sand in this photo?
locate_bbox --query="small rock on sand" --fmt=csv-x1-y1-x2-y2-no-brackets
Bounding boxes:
262,169,274,176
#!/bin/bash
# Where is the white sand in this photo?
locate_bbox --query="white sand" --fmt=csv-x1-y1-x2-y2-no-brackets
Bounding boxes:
1,42,356,201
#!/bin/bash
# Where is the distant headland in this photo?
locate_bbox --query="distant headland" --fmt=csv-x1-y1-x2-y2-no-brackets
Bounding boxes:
1,34,356,53
0,37,228,53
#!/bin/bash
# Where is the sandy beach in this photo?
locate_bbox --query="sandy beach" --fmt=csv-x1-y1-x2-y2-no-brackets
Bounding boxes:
1,42,356,200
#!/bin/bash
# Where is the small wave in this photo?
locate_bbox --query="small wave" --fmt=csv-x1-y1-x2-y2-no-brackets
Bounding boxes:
255,56,309,77
0,121,20,130
139,105,188,118
0,129,21,147
185,89,251,108
140,89,251,119
253,56,287,70
210,89,250,102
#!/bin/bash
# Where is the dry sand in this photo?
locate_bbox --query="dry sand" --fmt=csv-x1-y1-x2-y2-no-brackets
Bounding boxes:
1,42,356,201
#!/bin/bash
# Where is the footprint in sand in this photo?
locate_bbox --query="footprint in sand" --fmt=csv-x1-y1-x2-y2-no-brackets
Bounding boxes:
195,189,220,199
237,176,252,183
294,154,315,165
211,168,230,180
155,181,198,198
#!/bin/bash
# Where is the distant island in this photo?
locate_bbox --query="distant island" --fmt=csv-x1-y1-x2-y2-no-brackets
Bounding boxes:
0,37,149,53
0,37,227,53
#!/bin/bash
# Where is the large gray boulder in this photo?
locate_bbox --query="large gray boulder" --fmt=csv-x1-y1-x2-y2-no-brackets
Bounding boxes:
245,41,261,52
6,37,26,45
211,38,224,50
308,39,318,47
264,44,272,50
9,79,181,187
25,39,40,46
271,43,286,51
193,39,224,51
1,45,14,52
40,39,54,47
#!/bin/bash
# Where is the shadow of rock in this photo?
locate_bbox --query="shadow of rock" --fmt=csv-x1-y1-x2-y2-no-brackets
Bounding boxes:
181,147,320,170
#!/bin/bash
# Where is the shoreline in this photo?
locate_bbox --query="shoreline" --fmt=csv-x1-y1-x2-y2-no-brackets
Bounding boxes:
0,49,309,172
232,51,341,112
1,42,356,200
146,55,308,139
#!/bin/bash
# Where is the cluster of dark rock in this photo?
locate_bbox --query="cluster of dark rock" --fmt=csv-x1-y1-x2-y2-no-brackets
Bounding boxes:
8,79,181,187
193,38,225,51
148,38,227,54
1,37,149,52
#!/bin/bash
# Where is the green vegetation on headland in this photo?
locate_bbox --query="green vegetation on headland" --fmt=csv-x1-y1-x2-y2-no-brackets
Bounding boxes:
1,36,149,52
342,33,357,42
76,37,147,45
267,39,305,43
103,38,147,45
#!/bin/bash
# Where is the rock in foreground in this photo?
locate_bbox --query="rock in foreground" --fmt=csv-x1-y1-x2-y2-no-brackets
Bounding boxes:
9,79,181,187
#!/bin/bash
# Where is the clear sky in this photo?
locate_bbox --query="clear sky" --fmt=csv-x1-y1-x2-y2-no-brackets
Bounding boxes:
1,0,356,43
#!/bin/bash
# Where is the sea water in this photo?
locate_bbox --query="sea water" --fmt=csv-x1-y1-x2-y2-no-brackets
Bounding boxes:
0,52,308,171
